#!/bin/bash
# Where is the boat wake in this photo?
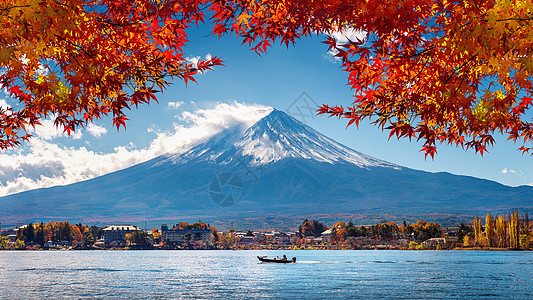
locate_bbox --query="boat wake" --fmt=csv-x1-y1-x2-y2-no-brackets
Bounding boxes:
296,261,351,264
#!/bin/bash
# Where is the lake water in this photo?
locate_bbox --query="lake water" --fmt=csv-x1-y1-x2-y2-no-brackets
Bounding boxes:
0,250,532,299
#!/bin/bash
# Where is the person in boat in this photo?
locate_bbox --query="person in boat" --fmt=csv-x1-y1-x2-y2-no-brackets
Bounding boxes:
282,255,287,261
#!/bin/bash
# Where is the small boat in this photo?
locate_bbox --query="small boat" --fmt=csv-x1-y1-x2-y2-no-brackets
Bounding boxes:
257,256,296,263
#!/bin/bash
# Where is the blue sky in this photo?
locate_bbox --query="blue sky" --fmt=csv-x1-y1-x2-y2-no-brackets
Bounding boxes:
0,24,531,196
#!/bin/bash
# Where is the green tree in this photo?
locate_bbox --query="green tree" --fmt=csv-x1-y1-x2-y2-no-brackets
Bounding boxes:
194,232,202,241
58,222,72,242
34,222,45,246
221,233,234,248
90,226,103,240
84,231,95,245
130,230,148,245
456,223,472,244
24,223,35,243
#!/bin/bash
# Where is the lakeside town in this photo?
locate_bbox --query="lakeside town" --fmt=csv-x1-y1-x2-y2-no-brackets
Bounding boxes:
1,210,531,251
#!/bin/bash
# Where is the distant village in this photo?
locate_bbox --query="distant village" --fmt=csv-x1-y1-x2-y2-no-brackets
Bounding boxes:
1,211,531,251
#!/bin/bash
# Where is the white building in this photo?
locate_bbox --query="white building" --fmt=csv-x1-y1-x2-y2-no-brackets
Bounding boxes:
103,225,141,244
160,224,212,244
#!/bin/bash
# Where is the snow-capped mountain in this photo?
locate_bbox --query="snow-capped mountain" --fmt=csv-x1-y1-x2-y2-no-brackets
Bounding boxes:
161,109,398,168
0,109,532,227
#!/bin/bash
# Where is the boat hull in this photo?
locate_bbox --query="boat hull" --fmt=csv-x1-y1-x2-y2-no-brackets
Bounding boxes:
257,256,296,263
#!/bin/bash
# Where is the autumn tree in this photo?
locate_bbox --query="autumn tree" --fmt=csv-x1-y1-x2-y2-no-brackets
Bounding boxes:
0,236,9,250
485,212,495,247
0,0,221,149
509,210,520,249
473,215,484,246
462,234,472,247
58,221,72,241
406,220,442,241
209,0,533,157
125,230,148,246
210,227,219,244
4,0,533,157
495,214,507,248
523,212,530,234
300,219,328,237
520,212,532,249
219,232,234,248
14,239,25,250
71,225,83,247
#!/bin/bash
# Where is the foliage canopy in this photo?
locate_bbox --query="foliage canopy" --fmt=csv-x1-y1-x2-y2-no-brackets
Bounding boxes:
2,0,533,157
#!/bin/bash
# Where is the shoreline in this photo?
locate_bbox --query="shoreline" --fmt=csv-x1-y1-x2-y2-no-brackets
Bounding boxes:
0,247,526,252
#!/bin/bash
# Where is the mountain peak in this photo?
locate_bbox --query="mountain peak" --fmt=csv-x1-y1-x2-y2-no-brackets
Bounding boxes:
160,108,398,169
235,109,398,168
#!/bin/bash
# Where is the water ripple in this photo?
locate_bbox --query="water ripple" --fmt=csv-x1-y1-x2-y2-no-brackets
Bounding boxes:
0,250,531,299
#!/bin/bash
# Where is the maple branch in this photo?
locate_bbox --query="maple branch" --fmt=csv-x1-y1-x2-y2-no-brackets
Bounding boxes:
100,26,128,52
449,71,467,102
496,17,533,22
0,5,31,11
97,18,141,27
392,45,434,59
443,54,479,85
54,34,93,58
69,51,91,75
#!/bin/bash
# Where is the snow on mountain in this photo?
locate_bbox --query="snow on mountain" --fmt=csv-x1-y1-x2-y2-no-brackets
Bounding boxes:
161,109,399,169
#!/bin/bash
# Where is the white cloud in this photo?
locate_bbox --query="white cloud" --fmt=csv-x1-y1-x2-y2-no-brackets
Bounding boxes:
87,123,107,138
501,168,518,174
0,98,11,109
0,101,271,196
326,28,367,62
168,101,185,109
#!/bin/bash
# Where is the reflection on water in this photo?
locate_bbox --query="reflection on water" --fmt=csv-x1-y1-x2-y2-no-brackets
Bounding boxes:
0,250,532,299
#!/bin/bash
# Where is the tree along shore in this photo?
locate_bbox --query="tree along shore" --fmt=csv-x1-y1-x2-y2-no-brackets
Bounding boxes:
2,211,531,251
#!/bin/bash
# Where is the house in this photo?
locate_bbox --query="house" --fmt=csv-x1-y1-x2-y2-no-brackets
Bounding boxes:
445,226,461,238
422,237,456,249
103,225,141,244
1,227,18,242
235,234,256,245
276,232,293,245
160,224,212,244
320,229,334,243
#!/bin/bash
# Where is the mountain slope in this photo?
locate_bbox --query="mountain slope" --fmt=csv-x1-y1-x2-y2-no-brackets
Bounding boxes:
1,109,532,225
